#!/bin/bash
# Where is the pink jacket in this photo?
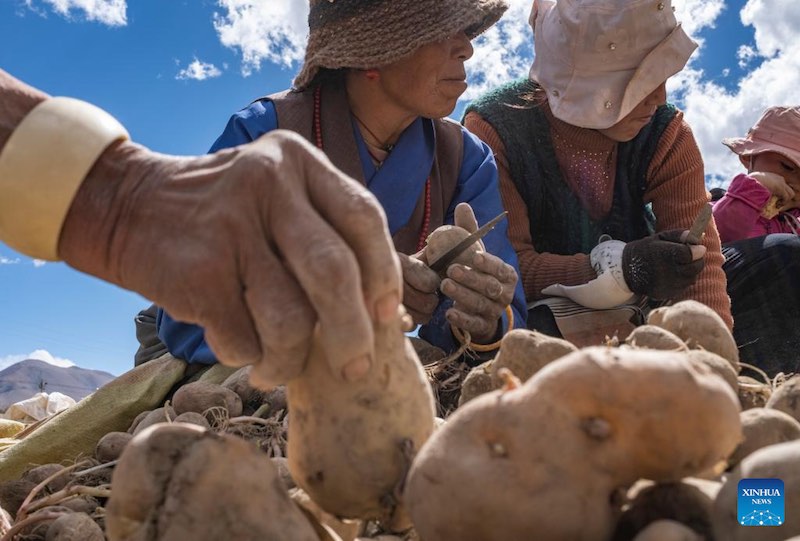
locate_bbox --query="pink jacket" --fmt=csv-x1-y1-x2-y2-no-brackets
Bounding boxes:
713,173,800,243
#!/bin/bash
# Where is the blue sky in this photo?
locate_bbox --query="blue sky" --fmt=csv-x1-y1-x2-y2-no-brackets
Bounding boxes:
1,0,797,375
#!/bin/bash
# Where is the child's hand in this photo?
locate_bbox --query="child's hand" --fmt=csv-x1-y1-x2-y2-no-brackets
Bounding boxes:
751,171,794,202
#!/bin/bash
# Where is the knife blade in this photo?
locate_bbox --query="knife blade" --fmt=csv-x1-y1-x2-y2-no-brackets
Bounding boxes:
428,211,508,273
684,203,712,244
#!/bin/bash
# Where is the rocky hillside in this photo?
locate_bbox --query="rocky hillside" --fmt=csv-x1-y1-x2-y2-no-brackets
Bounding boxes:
0,359,115,411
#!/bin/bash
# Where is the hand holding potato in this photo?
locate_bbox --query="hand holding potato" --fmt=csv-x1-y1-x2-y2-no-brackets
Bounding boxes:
439,203,518,344
398,251,441,325
59,130,402,385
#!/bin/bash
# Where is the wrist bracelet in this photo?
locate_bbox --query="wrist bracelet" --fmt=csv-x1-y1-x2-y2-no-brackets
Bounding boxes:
451,305,515,353
0,97,129,260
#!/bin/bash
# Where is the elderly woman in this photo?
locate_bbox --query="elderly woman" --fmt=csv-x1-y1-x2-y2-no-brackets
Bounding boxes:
464,0,732,344
155,0,527,365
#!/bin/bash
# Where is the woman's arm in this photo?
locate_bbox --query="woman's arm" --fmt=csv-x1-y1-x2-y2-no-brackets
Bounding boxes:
644,112,733,329
463,112,595,301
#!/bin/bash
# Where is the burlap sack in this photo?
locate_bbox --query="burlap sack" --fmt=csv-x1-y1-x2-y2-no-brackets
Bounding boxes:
0,353,240,482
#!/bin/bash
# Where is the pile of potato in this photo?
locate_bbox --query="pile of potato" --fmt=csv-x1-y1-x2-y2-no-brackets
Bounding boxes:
1,226,799,540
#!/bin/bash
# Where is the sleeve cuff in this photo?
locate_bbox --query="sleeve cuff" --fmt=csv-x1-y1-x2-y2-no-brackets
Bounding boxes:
0,97,129,260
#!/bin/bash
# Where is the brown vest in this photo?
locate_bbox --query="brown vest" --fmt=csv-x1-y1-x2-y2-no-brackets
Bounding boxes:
265,82,463,255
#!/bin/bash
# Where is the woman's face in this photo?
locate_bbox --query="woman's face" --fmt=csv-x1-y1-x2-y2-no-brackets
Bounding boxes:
598,83,668,142
377,32,474,118
750,151,800,210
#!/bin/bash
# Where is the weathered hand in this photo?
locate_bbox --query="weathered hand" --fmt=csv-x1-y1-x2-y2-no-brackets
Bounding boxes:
441,252,517,344
440,203,517,344
399,251,441,325
59,130,402,385
751,171,794,203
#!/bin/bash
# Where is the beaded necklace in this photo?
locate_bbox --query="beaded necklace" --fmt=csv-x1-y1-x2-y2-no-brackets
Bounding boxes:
313,85,431,251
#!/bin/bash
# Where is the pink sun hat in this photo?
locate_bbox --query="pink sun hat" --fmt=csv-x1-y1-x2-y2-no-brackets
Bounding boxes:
528,0,698,130
723,106,800,167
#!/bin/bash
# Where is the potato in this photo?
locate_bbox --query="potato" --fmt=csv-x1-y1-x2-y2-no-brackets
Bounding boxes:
287,310,436,523
738,375,772,410
491,329,577,385
766,375,800,423
406,348,742,541
530,348,742,483
613,481,715,540
171,382,243,418
127,409,151,434
409,337,446,365
221,366,268,415
422,225,482,277
106,423,318,541
457,360,495,407
95,431,133,463
132,406,176,436
713,440,800,540
22,464,69,492
631,520,702,541
624,325,688,352
685,350,738,392
46,512,104,541
171,411,211,429
262,385,287,416
729,408,800,467
59,496,100,515
648,300,739,369
0,479,35,518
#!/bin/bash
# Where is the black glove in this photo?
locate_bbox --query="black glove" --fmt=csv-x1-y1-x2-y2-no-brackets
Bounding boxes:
621,230,705,300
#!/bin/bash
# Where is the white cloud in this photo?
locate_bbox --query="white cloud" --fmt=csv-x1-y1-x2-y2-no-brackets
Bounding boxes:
737,44,757,68
24,0,127,26
0,349,75,372
463,0,533,100
213,0,308,77
32,259,46,268
0,257,20,265
176,58,223,81
674,0,800,186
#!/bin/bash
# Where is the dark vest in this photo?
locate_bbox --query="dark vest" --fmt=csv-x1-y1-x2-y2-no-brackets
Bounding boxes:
264,81,464,255
466,79,676,255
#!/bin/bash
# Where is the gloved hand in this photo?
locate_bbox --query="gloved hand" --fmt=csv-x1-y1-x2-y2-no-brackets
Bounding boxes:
399,251,441,325
621,230,706,300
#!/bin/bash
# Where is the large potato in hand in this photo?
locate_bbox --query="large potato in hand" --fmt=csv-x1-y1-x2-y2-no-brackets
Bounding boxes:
287,310,435,524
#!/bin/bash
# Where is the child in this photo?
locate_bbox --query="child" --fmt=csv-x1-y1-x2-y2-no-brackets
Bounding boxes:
713,106,800,244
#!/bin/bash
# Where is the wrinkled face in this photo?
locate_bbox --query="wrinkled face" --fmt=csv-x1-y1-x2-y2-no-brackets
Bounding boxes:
598,83,668,142
749,151,800,210
377,32,474,118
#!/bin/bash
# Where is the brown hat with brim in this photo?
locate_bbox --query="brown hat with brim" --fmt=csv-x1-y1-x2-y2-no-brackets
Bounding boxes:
293,0,509,90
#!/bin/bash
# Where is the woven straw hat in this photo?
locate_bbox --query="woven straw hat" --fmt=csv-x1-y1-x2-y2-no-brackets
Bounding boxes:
293,0,508,90
529,0,697,129
723,106,800,168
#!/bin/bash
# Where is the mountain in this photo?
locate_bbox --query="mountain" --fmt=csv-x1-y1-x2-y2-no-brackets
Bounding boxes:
0,359,115,411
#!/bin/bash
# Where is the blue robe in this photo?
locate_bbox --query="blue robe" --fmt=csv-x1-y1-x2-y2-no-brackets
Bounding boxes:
157,100,527,362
